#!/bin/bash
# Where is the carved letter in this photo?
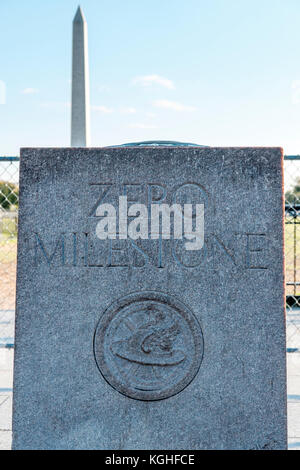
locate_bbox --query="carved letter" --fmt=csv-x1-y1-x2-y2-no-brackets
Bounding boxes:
34,233,65,266
88,184,113,217
246,233,268,269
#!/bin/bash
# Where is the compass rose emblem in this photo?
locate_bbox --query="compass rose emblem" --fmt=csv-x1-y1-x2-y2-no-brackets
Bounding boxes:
94,292,204,401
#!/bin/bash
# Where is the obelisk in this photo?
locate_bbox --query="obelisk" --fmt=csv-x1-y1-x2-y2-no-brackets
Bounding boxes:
71,6,90,147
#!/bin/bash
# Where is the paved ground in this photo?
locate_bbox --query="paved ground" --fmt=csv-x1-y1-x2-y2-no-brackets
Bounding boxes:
0,347,13,450
1,309,300,450
287,350,300,449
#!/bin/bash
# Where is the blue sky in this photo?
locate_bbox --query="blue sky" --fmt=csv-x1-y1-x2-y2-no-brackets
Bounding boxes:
1,0,300,154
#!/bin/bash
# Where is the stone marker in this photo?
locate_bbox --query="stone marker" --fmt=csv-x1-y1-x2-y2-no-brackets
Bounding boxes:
13,146,287,450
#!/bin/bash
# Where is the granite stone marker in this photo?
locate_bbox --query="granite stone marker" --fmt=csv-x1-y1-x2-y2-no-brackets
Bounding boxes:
13,147,287,450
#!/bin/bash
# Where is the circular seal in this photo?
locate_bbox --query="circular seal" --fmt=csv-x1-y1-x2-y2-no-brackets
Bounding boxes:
93,291,204,401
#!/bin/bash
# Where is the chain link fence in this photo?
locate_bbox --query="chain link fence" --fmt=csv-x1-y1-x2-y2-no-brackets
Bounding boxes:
0,156,300,352
284,157,300,352
0,157,19,349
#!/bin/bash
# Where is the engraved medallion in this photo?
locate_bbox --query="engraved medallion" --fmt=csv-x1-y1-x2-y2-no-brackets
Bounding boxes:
94,291,204,400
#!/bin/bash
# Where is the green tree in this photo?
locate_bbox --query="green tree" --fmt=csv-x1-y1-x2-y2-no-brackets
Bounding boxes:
0,181,19,209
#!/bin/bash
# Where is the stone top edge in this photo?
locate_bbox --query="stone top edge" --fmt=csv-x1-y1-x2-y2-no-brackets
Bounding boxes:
20,147,284,151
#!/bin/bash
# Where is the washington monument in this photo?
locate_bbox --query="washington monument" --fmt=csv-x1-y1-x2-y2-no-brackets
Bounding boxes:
71,6,90,147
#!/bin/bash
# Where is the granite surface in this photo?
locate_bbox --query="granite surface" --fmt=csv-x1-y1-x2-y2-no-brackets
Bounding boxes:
12,147,287,449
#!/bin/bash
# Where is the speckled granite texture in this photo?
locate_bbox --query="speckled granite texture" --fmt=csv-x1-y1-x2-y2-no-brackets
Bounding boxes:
12,147,287,449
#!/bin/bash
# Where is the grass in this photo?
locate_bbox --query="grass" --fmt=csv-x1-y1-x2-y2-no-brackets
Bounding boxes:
0,236,17,263
0,235,17,310
0,217,17,237
284,222,300,295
